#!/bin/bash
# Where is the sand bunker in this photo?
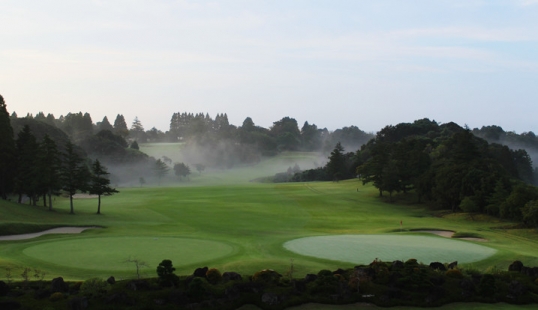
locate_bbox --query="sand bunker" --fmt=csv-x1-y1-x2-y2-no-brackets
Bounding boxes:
413,230,488,242
0,227,98,241
73,194,98,199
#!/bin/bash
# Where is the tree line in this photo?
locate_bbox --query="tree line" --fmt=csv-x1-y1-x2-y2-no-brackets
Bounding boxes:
293,119,538,227
0,95,117,213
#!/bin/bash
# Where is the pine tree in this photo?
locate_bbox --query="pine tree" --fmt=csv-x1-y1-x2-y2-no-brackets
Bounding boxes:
113,114,129,138
154,159,169,185
99,116,114,131
89,159,118,214
35,135,62,210
14,125,39,204
0,95,16,199
61,141,90,214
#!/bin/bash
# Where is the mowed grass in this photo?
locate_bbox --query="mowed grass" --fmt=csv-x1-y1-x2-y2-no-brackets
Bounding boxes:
284,235,496,264
1,151,538,282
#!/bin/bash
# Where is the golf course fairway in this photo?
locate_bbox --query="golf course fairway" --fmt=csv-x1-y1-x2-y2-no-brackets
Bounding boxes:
1,151,538,281
284,234,497,264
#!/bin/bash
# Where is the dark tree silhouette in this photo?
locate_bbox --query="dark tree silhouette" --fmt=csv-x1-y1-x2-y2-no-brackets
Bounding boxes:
61,141,90,214
0,95,16,199
89,159,118,214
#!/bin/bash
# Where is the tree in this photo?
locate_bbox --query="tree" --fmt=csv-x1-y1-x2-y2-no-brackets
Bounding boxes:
154,159,169,185
113,114,129,138
130,141,139,150
459,196,480,220
195,163,205,174
99,116,114,131
89,159,118,214
0,94,16,199
174,162,191,180
61,141,91,214
326,142,347,181
35,135,62,210
156,259,179,287
139,177,145,187
14,125,39,204
130,116,145,142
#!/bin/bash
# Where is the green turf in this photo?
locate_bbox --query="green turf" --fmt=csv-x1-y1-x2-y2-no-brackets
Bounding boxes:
284,234,496,264
1,152,538,282
22,236,235,271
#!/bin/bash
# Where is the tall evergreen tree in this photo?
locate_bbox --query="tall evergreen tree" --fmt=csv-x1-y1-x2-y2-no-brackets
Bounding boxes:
89,159,118,214
0,95,16,199
14,125,39,204
99,116,114,131
154,159,169,185
326,142,347,181
113,114,129,138
35,135,62,210
61,141,90,214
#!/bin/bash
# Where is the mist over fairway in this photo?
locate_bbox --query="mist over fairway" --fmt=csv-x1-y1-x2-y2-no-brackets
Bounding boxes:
1,152,538,281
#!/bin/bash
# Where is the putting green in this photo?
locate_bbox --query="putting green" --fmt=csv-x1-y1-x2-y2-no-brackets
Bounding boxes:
22,236,235,271
284,235,496,264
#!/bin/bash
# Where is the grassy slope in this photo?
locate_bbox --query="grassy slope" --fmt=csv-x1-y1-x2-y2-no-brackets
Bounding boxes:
0,148,538,282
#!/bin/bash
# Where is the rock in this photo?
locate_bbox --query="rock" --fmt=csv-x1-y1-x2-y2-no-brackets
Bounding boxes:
304,274,317,283
68,297,88,310
262,292,284,305
448,261,458,269
105,292,135,306
0,301,21,310
222,272,242,282
107,276,115,285
126,279,150,291
51,277,69,293
429,262,446,271
508,260,524,272
0,280,10,296
193,267,208,278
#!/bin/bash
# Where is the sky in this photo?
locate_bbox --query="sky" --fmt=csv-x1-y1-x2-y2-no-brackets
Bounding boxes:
1,0,537,134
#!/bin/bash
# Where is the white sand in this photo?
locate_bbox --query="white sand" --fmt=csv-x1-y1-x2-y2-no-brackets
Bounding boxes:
414,230,487,242
0,227,98,241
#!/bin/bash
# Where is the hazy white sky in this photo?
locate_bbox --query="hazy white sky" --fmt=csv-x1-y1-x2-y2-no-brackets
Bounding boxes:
1,0,537,133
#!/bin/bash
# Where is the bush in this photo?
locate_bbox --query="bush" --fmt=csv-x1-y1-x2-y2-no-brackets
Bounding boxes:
49,292,64,302
252,269,281,285
80,278,110,298
157,259,179,287
206,268,222,285
188,277,208,301
445,269,464,279
71,281,83,291
405,259,418,266
478,274,496,297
